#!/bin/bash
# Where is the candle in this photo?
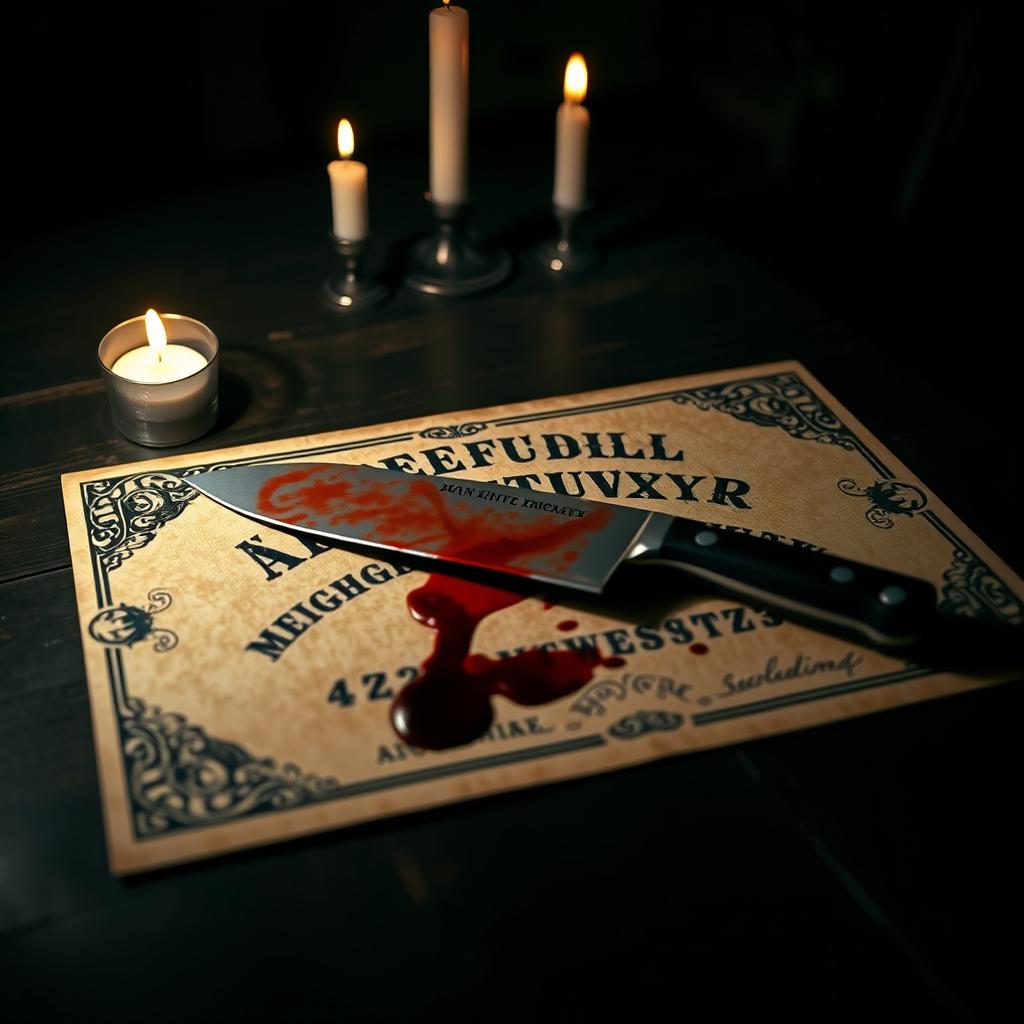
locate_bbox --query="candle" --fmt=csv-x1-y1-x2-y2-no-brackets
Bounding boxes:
553,53,590,210
98,310,219,447
111,309,208,383
429,1,469,205
328,118,369,241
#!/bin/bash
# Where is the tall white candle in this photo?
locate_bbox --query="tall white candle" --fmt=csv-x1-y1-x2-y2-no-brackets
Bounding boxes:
110,309,208,383
429,2,469,205
328,118,369,240
553,53,590,210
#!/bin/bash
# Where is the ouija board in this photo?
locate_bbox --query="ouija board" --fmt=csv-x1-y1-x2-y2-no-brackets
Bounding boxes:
61,361,1023,874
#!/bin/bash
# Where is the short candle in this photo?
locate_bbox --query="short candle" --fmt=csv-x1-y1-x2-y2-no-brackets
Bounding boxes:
98,309,219,447
111,309,208,383
328,118,369,241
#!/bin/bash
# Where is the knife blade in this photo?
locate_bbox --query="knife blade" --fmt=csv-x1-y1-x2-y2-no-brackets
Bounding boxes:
190,461,976,653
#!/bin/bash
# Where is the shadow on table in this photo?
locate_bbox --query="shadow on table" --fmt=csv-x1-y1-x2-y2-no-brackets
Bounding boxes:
215,369,251,433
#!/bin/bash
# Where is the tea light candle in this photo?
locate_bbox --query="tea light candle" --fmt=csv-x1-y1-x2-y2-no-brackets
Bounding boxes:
98,310,219,447
111,309,208,383
553,53,589,210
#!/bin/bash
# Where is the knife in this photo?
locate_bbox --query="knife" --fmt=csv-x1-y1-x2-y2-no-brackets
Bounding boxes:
190,461,966,653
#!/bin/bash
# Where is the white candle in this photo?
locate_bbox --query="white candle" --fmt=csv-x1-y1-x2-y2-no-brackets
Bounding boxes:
110,309,208,383
553,53,590,210
328,118,369,241
429,2,469,205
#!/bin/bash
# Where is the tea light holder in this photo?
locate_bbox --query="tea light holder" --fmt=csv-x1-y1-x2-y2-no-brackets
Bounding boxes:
536,203,597,276
98,313,219,447
322,233,389,311
402,198,511,297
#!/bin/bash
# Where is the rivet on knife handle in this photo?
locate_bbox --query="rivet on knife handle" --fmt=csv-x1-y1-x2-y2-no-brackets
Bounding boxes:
630,516,937,648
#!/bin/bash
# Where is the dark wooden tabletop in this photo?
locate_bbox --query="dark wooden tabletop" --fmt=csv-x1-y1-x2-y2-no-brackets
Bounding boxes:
1,149,1020,1022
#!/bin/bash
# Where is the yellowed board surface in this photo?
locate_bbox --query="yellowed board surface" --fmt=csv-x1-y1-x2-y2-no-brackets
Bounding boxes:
61,361,1022,874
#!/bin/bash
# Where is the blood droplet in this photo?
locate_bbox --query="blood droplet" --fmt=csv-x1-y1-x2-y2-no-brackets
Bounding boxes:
258,465,627,749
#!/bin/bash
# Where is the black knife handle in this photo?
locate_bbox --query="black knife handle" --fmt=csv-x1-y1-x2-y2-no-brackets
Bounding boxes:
634,519,937,648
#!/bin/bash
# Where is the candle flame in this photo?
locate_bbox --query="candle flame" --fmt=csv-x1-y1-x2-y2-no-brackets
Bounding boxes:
337,118,355,159
564,53,588,104
145,308,167,361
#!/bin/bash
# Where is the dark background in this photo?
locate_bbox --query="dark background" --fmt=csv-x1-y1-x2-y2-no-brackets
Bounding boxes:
4,4,1016,1021
9,0,989,374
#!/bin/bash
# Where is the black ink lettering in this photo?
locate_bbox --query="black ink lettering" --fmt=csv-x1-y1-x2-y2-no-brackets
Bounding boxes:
246,628,294,661
650,433,685,462
463,438,499,468
309,588,344,613
722,607,755,633
586,470,621,497
498,435,537,464
543,433,582,460
378,453,423,475
501,474,542,490
582,432,613,458
666,474,707,502
689,612,723,638
546,470,587,497
423,445,467,475
331,573,370,600
710,477,752,509
636,625,665,651
625,471,667,499
236,534,307,582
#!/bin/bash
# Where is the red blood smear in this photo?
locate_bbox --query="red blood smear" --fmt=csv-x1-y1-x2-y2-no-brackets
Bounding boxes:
257,466,627,749
689,642,709,655
556,619,579,632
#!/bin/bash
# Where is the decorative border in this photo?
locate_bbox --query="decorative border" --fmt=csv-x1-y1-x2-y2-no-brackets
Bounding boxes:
671,372,859,451
79,370,1021,838
838,477,929,529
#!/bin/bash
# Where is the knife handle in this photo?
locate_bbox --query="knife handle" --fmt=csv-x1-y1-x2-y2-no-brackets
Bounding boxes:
634,518,937,648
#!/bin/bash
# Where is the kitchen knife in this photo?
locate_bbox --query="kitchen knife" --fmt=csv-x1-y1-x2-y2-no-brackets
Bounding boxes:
191,461,956,652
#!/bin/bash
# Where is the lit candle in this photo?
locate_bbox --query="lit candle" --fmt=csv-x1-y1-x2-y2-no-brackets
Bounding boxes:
98,310,219,447
328,118,369,241
553,53,589,210
429,1,469,205
110,309,208,383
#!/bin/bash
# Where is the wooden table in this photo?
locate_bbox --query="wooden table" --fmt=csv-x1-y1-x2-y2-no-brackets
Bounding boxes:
2,155,1020,1022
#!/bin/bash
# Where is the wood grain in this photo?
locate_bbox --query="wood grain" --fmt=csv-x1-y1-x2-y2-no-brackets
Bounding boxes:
1,158,1019,1022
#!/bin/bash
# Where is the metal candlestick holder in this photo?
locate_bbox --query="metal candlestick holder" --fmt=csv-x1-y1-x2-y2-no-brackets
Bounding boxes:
536,204,598,275
322,234,389,311
402,198,511,297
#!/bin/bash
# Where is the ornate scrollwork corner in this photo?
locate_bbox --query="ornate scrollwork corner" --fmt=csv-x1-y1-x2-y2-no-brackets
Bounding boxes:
608,710,684,739
85,472,202,574
671,372,857,450
838,477,928,529
938,548,1022,625
122,696,342,836
418,422,489,439
89,589,179,653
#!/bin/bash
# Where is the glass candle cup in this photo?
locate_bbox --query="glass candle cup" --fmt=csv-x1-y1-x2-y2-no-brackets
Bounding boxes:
98,313,219,447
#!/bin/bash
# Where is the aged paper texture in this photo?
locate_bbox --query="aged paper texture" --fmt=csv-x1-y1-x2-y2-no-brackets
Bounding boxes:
61,362,1022,873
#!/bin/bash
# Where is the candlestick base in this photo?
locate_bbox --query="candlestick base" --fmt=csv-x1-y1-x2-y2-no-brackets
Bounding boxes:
402,200,511,297
322,235,390,311
536,204,598,276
